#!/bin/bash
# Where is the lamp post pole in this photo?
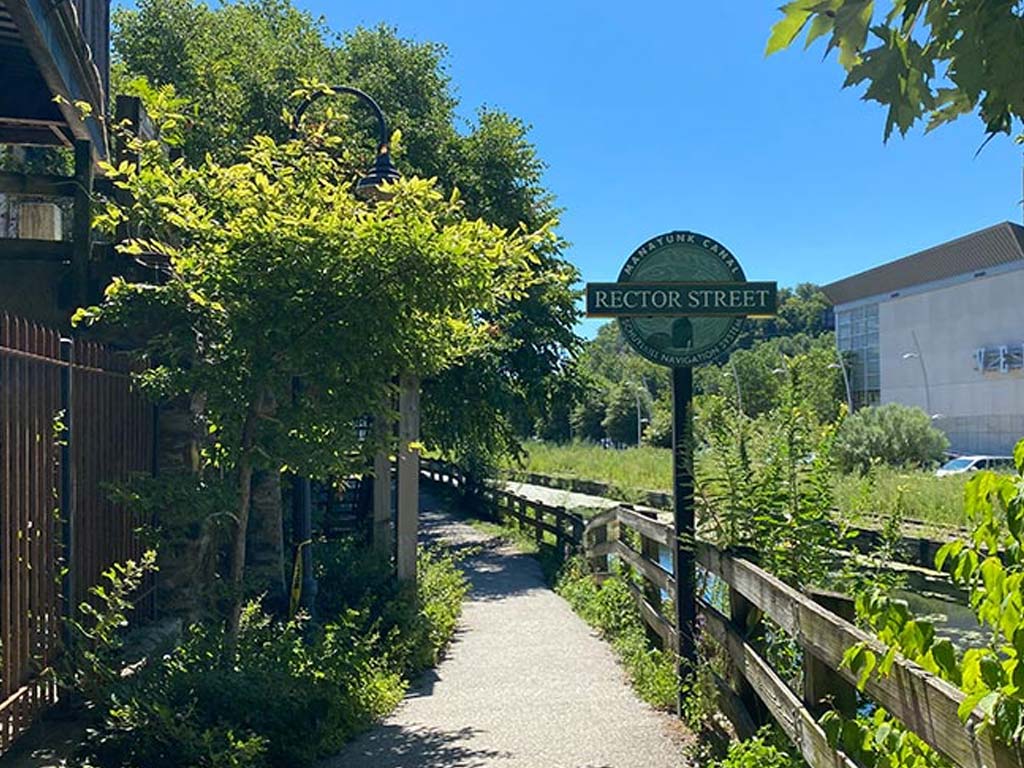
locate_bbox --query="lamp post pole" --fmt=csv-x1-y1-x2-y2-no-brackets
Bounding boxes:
829,358,854,413
288,85,402,605
903,330,933,417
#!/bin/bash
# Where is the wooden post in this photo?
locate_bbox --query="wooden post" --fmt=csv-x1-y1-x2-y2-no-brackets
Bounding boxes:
641,531,664,649
395,374,420,584
729,587,766,726
72,140,93,308
804,590,858,718
591,521,609,574
554,508,566,554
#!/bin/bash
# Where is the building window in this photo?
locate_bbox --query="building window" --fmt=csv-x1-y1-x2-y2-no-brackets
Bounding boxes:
836,303,880,409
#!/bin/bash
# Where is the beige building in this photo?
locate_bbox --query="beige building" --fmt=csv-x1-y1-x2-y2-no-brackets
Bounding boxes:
824,222,1024,455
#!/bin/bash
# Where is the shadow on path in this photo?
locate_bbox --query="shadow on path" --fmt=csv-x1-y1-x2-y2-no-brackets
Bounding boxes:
338,724,512,768
321,489,688,768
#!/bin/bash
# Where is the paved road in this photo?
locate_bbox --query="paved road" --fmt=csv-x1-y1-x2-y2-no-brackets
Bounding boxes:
322,493,689,768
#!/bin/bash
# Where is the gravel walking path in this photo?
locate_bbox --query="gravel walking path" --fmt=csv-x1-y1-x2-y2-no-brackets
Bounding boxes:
322,491,689,768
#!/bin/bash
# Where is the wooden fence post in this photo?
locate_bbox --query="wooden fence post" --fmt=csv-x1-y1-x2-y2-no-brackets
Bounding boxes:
729,587,765,727
804,589,858,718
641,531,663,648
591,521,609,574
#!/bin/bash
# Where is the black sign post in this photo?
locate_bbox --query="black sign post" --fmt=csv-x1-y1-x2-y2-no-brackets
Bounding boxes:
585,231,776,712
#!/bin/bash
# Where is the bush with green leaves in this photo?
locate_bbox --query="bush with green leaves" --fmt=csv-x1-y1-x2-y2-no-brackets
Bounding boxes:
835,403,949,474
832,440,1024,765
710,726,805,768
76,544,468,768
555,556,678,709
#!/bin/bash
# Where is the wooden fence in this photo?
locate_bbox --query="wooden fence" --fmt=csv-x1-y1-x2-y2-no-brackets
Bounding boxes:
422,460,1022,768
0,314,154,754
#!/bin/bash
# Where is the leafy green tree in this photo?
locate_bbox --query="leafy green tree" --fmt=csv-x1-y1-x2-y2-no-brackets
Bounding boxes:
644,390,674,448
697,332,844,422
112,2,581,467
835,403,949,473
79,119,539,633
731,283,831,351
602,383,649,446
767,1,1024,141
570,386,608,442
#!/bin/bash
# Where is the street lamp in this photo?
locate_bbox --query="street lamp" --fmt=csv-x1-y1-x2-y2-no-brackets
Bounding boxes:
291,85,401,199
288,85,401,612
902,332,933,416
828,361,854,413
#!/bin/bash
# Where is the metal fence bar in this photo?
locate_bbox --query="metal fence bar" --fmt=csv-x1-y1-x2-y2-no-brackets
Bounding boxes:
0,313,155,755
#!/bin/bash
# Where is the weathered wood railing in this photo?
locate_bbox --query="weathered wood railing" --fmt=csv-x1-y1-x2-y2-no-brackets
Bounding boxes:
422,460,1020,768
421,460,585,553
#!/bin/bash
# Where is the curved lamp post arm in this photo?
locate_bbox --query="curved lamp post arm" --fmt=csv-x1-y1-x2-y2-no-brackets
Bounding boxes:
291,85,390,147
290,84,401,198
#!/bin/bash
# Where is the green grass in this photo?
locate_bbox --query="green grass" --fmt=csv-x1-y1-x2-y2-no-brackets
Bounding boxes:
502,441,673,495
832,466,970,531
508,441,972,532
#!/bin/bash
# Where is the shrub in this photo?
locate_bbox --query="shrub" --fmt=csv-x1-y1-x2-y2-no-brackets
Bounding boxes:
835,403,948,473
555,557,678,708
77,542,469,768
710,726,805,768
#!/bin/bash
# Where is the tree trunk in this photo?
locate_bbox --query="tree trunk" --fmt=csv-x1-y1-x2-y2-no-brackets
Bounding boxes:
248,468,286,610
227,410,258,641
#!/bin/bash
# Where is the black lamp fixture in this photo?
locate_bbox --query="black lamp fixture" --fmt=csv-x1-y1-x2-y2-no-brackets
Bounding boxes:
291,85,401,199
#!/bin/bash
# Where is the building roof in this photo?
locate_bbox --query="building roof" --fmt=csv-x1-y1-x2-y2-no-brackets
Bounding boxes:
823,222,1024,306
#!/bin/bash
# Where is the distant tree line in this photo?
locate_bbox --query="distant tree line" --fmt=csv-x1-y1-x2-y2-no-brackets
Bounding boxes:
536,283,842,446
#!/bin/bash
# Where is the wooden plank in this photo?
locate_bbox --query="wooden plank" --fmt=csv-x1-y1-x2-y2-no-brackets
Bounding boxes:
624,578,676,649
614,539,675,596
72,139,92,307
0,170,76,196
0,239,71,262
616,506,674,546
701,603,859,768
697,541,1021,768
711,669,759,740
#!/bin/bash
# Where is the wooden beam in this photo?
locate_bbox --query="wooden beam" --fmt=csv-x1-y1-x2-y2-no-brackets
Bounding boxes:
0,238,70,261
697,541,1021,768
2,0,109,160
0,170,77,196
612,539,675,596
71,139,93,311
616,506,674,547
701,603,859,768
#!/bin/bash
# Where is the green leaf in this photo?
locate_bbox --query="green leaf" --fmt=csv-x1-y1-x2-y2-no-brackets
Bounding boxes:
766,2,816,56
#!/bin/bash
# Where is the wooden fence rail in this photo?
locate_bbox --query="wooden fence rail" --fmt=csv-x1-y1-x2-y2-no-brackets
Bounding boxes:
0,314,154,754
422,460,1022,768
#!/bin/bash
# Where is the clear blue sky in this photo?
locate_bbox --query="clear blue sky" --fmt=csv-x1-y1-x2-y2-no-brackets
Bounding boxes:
126,1,1024,337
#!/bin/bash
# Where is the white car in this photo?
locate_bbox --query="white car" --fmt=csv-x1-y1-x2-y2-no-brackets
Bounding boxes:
935,455,1014,477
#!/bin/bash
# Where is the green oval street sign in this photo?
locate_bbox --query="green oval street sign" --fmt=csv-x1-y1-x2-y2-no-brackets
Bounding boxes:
586,231,775,367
